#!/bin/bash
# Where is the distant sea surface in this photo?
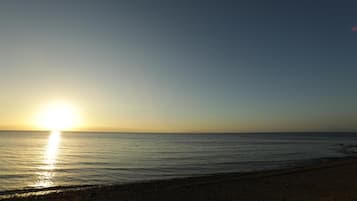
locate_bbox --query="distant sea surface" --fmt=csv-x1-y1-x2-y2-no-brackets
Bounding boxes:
1,131,357,194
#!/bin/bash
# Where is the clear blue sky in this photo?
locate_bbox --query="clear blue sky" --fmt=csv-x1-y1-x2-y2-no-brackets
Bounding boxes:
0,0,356,131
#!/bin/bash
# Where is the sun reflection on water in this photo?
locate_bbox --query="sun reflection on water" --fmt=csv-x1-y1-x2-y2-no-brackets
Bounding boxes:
33,131,61,188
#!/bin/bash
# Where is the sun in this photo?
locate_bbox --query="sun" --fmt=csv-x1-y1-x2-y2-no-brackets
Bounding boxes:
36,102,80,131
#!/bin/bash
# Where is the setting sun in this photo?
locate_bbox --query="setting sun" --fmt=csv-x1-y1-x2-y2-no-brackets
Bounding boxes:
36,102,80,131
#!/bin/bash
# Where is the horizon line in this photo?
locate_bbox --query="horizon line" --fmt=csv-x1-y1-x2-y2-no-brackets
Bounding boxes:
0,129,356,134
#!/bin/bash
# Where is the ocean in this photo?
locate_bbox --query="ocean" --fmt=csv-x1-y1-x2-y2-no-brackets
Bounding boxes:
0,131,356,195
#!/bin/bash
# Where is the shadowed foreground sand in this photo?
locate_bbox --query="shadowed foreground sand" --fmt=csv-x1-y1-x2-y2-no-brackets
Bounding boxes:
3,157,357,201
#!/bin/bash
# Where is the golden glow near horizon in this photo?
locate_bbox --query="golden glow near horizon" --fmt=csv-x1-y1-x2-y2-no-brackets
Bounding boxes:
35,102,80,131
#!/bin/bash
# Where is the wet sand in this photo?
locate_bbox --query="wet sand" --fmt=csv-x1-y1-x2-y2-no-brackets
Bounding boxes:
3,157,357,201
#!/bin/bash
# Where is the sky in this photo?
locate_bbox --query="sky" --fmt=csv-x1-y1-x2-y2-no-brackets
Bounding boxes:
0,0,356,132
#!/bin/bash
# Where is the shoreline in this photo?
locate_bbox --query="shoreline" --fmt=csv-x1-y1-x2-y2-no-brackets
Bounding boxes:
0,156,334,197
2,156,357,201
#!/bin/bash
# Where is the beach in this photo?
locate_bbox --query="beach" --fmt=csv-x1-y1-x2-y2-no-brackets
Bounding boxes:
1,0,356,200
2,157,357,201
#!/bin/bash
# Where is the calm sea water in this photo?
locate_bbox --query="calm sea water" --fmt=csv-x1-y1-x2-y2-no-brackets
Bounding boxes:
1,131,357,194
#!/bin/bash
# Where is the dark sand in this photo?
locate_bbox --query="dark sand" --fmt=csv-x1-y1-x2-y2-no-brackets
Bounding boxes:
3,157,357,201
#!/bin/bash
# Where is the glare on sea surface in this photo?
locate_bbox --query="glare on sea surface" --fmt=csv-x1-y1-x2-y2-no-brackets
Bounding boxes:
45,130,61,169
36,102,80,131
33,130,61,188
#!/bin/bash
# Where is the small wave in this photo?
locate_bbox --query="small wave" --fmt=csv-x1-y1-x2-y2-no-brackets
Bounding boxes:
0,184,96,199
0,174,33,179
339,144,357,155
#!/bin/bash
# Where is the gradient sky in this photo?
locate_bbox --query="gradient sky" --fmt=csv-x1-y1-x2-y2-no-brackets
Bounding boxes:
0,0,356,132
